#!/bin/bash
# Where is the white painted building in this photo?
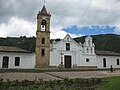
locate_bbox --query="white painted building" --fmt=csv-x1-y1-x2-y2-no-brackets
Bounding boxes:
50,34,120,69
96,50,120,68
0,34,120,69
0,46,35,69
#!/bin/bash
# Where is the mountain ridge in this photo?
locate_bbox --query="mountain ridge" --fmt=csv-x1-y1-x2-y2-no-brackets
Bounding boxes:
0,34,120,53
74,34,120,53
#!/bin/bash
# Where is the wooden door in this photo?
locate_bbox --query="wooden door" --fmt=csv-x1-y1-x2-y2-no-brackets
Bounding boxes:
64,56,71,68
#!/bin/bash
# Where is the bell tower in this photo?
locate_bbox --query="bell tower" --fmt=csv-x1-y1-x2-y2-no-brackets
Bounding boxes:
35,5,51,68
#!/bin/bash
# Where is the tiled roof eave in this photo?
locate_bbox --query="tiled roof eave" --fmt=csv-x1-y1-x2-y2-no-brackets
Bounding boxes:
96,54,120,56
0,50,31,53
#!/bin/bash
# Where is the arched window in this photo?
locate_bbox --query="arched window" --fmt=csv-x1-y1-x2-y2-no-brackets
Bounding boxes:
41,20,46,31
42,38,45,44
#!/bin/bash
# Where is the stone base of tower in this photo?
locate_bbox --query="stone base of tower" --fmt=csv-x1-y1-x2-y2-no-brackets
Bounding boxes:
35,60,50,68
35,64,49,68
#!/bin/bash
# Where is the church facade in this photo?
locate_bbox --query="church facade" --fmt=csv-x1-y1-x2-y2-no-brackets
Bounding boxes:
50,34,96,68
0,5,120,69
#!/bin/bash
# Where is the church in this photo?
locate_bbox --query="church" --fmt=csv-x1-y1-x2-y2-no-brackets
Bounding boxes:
0,5,120,69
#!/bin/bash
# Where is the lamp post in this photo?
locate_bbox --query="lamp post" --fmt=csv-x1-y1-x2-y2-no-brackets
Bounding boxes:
58,49,64,69
60,51,64,65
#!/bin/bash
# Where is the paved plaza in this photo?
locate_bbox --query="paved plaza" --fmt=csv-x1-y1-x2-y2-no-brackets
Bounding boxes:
0,70,120,81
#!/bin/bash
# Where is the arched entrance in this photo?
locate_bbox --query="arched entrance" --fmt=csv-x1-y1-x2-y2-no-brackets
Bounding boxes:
2,56,9,68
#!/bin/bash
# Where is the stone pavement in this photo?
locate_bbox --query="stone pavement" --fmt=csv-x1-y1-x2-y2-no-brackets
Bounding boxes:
0,70,120,81
47,70,120,79
0,73,61,81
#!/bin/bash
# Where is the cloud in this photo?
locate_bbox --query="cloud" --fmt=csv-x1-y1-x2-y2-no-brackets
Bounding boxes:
50,30,67,39
0,17,36,37
69,33,83,38
0,0,120,38
0,16,68,39
48,0,120,26
50,28,82,39
114,24,120,34
0,0,40,23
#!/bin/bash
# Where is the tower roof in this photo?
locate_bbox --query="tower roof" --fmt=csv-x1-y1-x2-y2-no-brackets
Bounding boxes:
37,5,51,18
41,5,47,14
85,35,92,40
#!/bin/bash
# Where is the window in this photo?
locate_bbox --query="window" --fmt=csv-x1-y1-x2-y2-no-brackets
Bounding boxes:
15,57,20,66
117,59,119,65
86,58,89,62
2,56,9,68
87,48,89,53
103,58,106,67
66,43,70,51
88,40,90,46
41,49,45,56
42,38,45,44
67,38,69,40
90,48,93,53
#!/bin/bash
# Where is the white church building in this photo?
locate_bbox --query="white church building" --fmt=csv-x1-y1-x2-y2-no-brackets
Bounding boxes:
50,34,120,69
0,34,120,69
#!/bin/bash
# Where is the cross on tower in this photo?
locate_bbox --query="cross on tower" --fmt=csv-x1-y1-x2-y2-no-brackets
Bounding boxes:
42,0,46,5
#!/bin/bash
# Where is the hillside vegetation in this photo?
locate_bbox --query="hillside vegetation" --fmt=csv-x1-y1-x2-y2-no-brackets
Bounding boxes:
74,34,120,53
0,34,120,53
0,36,35,52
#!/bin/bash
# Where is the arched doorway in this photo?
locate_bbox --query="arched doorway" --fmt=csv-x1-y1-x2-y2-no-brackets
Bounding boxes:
2,56,9,68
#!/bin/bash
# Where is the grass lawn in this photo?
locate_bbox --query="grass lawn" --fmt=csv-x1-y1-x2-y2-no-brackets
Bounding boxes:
97,76,120,90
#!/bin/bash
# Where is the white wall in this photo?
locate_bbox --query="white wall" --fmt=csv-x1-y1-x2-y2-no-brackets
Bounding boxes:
0,52,35,69
79,54,96,66
96,55,120,68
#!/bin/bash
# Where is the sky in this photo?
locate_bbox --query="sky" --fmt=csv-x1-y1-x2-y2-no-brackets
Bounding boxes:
0,0,120,39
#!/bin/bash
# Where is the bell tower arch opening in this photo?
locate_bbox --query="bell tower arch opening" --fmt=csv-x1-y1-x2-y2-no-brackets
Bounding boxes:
41,19,46,31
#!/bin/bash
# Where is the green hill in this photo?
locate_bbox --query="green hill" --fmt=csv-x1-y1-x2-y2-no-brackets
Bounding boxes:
74,34,120,53
0,34,120,53
0,36,35,52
